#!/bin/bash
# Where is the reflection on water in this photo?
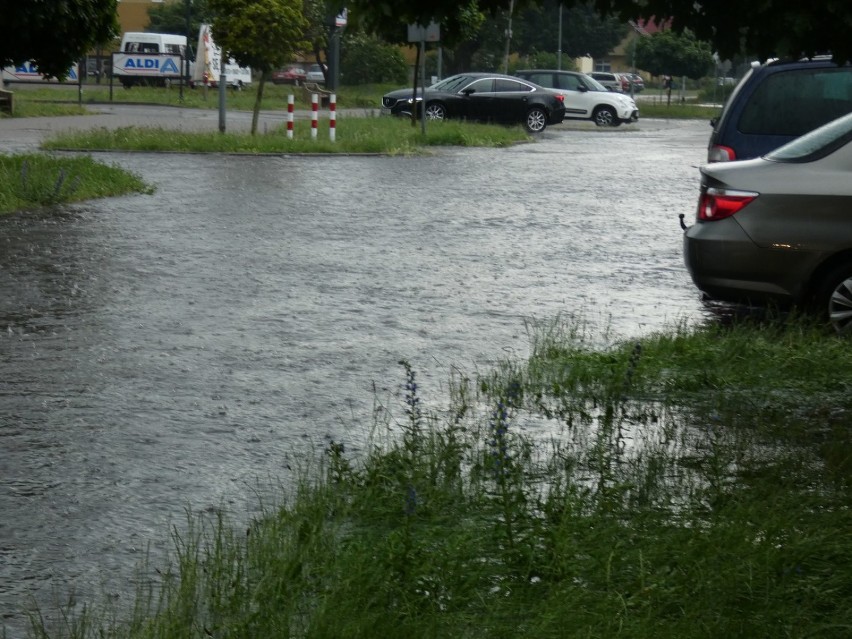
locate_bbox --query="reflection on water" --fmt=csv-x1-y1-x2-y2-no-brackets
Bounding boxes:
0,121,708,636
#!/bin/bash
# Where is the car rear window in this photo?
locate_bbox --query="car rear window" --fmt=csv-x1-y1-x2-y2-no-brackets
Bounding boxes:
738,67,852,137
523,73,552,87
766,111,852,162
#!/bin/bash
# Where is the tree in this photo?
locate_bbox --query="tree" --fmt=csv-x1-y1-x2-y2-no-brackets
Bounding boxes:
515,1,626,61
590,0,852,65
147,0,212,48
340,34,408,84
207,0,309,134
299,0,327,79
635,29,713,80
339,0,852,66
2,0,118,79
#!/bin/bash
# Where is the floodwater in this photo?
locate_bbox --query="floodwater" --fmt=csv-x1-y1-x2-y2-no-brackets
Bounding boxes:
1,118,709,635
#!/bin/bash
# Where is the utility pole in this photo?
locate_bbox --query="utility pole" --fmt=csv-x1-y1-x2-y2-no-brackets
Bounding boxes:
503,0,514,74
557,3,563,70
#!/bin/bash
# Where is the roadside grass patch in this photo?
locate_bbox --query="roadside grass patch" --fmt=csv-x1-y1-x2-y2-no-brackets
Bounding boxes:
9,82,403,111
0,153,154,215
0,101,90,118
41,118,530,155
24,317,852,639
638,101,719,120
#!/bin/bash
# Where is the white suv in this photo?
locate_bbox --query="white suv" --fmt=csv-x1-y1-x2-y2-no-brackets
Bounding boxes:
514,69,639,127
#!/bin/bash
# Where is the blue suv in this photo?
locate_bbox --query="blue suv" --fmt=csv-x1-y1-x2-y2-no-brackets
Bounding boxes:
708,57,852,162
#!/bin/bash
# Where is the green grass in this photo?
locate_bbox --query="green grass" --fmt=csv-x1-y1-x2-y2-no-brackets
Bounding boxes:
638,100,720,120
23,317,852,639
0,101,91,118
0,153,154,215
41,118,531,155
4,81,397,112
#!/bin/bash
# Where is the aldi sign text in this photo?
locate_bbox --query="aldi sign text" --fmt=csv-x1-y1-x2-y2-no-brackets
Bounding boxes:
113,53,183,77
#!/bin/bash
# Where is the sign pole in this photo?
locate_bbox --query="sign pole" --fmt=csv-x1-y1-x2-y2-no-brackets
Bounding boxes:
218,61,226,133
420,38,426,135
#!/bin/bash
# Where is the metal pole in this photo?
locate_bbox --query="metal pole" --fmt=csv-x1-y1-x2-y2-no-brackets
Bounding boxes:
218,66,226,132
420,38,426,135
329,25,340,91
503,0,514,75
557,3,563,70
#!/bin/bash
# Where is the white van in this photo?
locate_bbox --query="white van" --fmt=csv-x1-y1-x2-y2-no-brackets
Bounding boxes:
116,32,188,87
191,24,252,89
120,32,187,56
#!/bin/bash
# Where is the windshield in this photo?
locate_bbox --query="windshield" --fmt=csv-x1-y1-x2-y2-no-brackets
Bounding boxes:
582,74,608,92
430,74,476,92
765,111,852,162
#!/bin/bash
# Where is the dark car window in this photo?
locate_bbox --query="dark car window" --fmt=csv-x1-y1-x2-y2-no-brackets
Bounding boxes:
465,78,494,93
738,68,852,137
495,79,532,92
523,73,552,86
555,74,583,91
432,75,475,91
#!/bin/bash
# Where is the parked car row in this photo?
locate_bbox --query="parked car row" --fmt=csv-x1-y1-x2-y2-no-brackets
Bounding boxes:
271,63,326,85
380,69,640,133
588,71,644,93
684,56,852,332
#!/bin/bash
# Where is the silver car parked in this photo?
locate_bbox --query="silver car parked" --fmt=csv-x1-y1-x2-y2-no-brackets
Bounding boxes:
683,111,852,332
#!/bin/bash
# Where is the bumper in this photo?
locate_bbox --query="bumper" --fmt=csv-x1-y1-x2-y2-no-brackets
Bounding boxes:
683,218,817,305
619,108,639,123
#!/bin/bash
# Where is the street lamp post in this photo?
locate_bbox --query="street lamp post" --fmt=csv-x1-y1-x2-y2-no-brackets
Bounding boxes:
503,0,514,74
557,3,563,70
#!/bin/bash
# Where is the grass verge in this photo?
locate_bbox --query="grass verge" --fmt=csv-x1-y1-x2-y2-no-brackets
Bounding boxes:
41,118,531,155
0,154,154,215
23,317,852,639
2,82,398,112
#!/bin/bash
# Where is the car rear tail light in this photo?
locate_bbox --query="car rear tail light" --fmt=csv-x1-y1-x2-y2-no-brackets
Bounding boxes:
554,94,564,103
697,187,758,221
708,144,736,162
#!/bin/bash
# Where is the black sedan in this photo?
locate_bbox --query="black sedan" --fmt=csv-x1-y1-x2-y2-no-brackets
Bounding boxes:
381,72,566,133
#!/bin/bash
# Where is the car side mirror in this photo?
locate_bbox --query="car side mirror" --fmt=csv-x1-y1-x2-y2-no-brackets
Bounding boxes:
577,85,588,92
710,116,719,127
461,88,475,96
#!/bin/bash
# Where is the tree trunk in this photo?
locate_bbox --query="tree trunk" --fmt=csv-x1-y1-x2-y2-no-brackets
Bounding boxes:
251,73,267,135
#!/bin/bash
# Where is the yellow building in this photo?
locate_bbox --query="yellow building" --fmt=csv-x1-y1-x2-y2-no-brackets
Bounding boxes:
117,0,163,34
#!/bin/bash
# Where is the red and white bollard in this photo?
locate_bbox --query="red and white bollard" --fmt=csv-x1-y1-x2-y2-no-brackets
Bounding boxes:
329,94,336,142
286,94,294,139
311,94,318,140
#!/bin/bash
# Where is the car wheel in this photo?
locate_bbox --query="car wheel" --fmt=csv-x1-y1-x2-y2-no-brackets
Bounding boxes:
593,105,616,127
425,102,446,120
815,263,852,333
525,107,548,133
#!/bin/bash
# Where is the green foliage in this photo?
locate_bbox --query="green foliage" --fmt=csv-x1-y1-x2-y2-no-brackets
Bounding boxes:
147,0,212,43
1,0,118,79
207,0,311,133
515,1,627,60
591,0,852,65
341,34,408,85
0,154,153,215
635,29,714,80
207,0,310,73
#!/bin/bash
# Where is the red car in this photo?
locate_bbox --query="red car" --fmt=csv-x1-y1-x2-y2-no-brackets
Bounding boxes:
271,65,306,85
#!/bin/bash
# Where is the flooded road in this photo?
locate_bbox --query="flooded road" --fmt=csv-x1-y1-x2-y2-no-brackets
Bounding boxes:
1,117,708,634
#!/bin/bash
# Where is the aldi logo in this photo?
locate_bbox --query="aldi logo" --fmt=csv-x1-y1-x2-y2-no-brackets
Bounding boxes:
113,53,183,77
